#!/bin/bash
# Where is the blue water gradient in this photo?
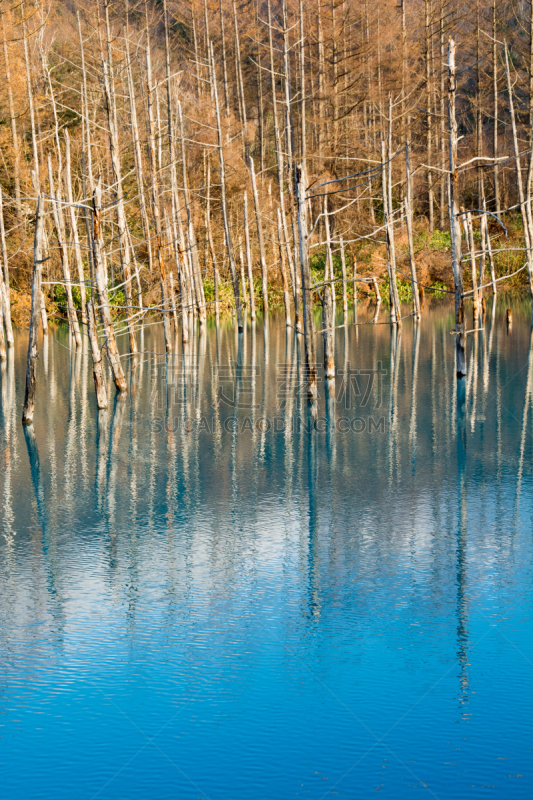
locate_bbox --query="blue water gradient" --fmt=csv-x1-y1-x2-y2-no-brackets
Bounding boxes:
0,297,532,798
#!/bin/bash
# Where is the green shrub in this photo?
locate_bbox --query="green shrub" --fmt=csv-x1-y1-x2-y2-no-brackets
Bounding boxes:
429,230,451,251
203,277,238,310
53,282,125,317
380,279,412,304
429,281,448,294
108,287,125,308
310,247,348,279
53,283,83,310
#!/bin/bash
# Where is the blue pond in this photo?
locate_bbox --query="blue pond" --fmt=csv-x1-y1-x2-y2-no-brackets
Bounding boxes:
0,298,532,799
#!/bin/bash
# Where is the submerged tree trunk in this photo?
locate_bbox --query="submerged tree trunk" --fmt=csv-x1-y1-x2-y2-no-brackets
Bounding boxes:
381,141,401,327
47,156,82,349
86,300,108,409
91,182,127,394
243,192,256,321
448,39,466,378
277,209,291,327
22,195,45,425
405,143,421,320
210,42,243,332
248,157,269,315
295,164,318,405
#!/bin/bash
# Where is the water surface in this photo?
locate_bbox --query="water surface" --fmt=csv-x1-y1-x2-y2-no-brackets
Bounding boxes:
1,297,532,798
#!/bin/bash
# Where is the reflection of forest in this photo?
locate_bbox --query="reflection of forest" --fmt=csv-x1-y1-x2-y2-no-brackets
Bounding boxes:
0,300,531,716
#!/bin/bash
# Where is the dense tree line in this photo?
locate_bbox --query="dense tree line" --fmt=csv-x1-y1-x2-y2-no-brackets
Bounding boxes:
1,0,533,396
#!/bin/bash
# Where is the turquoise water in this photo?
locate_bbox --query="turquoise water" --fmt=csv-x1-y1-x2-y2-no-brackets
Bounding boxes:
0,297,532,799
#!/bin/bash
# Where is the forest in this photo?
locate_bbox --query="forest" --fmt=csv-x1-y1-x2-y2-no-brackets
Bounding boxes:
0,0,532,413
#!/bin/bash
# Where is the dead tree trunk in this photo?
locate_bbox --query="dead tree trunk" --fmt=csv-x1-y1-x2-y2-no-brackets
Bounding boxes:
210,42,243,332
170,192,190,345
381,141,402,327
126,29,153,276
339,237,348,327
243,191,256,321
1,9,21,219
295,164,318,404
102,61,137,354
64,130,87,324
177,101,206,325
78,12,95,290
448,39,466,378
322,286,335,382
0,188,14,347
145,34,173,353
92,182,127,393
277,209,291,327
21,0,39,190
248,157,269,314
86,300,108,409
0,299,5,361
405,143,421,320
266,0,296,316
47,156,82,348
239,240,248,306
22,195,45,425
322,196,336,378
40,290,47,333
482,196,497,294
352,257,358,321
164,210,179,335
492,0,500,214
372,276,382,323
425,0,434,230
464,211,480,323
505,45,533,295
